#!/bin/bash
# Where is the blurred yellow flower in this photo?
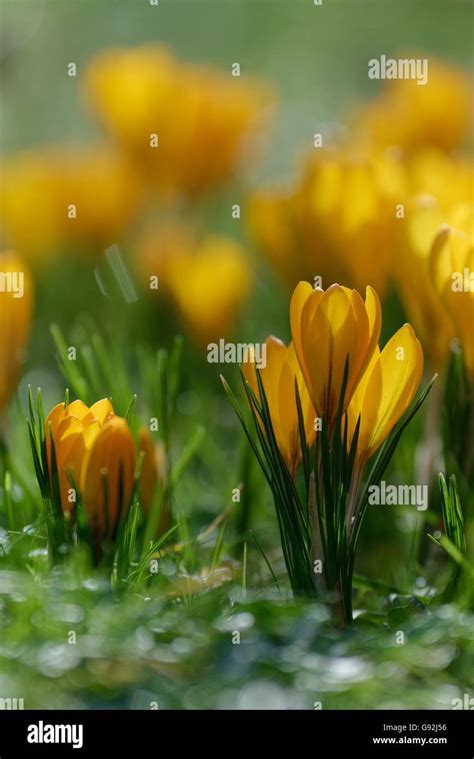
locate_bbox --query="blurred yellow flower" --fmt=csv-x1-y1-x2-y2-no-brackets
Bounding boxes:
394,151,473,369
430,204,474,379
45,399,135,541
84,45,271,198
301,147,406,297
347,324,424,467
0,252,33,417
248,184,347,290
138,427,170,536
136,221,197,281
248,145,405,298
140,227,252,346
0,146,141,262
357,57,472,152
407,149,474,209
290,282,381,429
241,336,315,477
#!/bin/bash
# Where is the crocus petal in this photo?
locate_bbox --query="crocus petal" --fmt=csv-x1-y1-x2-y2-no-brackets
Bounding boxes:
45,398,117,516
361,285,382,372
292,283,373,425
90,398,115,425
65,399,93,421
290,280,316,390
82,416,135,540
430,205,474,378
347,324,423,464
241,334,315,475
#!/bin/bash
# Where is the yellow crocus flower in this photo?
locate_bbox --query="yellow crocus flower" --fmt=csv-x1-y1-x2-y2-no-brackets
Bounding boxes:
300,147,406,298
163,235,252,346
136,224,252,345
241,336,315,477
290,282,381,428
45,399,135,540
346,324,424,468
430,204,474,379
84,45,270,198
248,146,405,298
247,188,347,290
1,147,141,262
395,151,473,369
356,57,471,153
46,398,115,513
82,416,135,541
396,198,455,369
0,252,33,417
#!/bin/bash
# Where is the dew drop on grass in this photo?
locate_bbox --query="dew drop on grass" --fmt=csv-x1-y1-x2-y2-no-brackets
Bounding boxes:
37,643,81,678
216,612,255,632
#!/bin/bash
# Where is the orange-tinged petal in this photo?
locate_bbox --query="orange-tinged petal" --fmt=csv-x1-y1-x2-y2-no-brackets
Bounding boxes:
64,399,92,421
277,341,316,466
290,280,316,386
241,334,315,475
45,402,67,439
258,336,287,420
45,403,68,498
368,325,423,455
362,286,382,371
290,281,383,428
82,416,135,541
347,324,423,464
46,413,88,513
346,346,381,459
90,398,115,425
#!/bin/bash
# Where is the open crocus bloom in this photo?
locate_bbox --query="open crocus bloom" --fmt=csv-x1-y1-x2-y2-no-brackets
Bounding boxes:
45,399,135,539
290,282,381,429
241,336,315,477
346,324,424,467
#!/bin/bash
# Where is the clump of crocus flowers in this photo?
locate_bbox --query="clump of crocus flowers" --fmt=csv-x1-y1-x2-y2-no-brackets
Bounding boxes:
0,147,141,263
226,280,429,624
248,55,472,385
84,44,271,199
